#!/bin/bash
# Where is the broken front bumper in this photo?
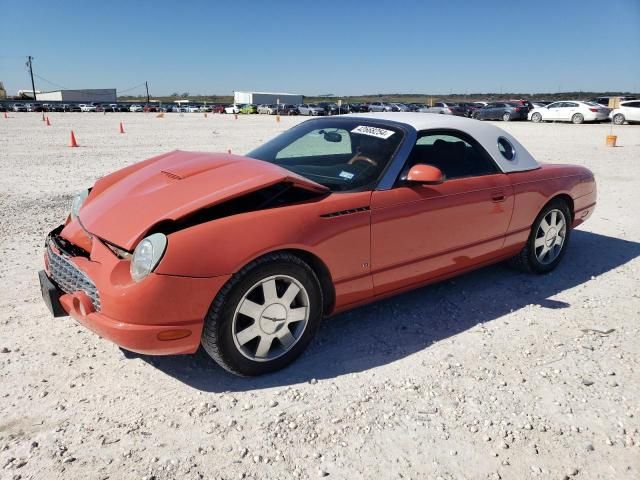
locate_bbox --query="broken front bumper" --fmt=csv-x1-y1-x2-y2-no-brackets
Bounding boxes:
40,226,231,355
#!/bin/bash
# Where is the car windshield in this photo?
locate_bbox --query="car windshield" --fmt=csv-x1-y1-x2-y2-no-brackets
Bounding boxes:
247,118,405,192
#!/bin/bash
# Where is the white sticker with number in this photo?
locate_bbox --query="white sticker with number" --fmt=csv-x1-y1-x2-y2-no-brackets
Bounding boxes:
351,125,395,139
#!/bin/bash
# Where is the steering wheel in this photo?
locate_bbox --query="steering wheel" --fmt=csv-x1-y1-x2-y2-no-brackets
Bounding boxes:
348,155,378,167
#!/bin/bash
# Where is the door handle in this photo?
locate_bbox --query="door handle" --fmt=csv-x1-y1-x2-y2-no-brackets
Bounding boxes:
492,191,506,202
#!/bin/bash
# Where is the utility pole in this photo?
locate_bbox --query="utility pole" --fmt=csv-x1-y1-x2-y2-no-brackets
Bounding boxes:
27,56,37,101
145,81,150,104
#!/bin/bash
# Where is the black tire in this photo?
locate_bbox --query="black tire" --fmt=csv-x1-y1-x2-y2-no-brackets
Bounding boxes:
572,113,584,124
531,112,542,123
201,252,323,376
508,199,572,274
503,112,511,122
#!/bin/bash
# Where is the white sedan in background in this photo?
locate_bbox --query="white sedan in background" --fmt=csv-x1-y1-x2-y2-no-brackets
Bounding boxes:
224,104,241,114
528,101,609,124
610,100,640,125
129,104,143,112
79,104,97,112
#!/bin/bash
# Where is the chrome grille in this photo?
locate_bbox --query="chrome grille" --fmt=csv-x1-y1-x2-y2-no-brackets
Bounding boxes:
46,241,101,311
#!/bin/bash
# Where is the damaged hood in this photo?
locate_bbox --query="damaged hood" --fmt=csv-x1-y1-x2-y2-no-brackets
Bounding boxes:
76,150,328,250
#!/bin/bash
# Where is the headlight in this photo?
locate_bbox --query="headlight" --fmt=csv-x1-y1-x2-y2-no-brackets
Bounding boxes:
130,233,167,282
70,189,89,220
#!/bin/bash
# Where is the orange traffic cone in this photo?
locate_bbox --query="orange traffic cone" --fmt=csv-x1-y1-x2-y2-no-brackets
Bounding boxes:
227,149,232,154
234,113,238,120
276,115,280,123
45,116,51,126
69,130,78,147
119,122,125,134
204,112,208,118
3,111,8,119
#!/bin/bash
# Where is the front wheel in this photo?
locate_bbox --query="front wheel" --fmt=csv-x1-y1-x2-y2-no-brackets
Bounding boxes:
502,112,511,122
531,112,542,123
572,113,584,124
613,113,625,125
508,200,571,274
201,253,323,376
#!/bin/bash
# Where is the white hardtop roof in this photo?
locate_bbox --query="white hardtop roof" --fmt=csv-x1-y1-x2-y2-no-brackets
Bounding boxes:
343,112,539,173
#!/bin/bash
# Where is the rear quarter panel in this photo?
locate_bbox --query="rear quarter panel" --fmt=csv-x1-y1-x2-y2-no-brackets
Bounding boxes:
504,163,596,249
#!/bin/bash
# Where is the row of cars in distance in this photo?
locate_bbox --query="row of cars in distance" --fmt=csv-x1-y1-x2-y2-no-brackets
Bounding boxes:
2,96,638,124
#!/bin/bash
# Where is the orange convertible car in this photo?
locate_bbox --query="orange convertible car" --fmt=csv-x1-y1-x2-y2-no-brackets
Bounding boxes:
39,113,596,375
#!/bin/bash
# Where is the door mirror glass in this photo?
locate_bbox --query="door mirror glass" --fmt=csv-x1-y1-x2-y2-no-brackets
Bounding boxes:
322,131,342,143
406,164,444,185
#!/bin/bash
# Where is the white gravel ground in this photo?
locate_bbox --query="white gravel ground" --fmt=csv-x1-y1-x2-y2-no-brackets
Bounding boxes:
0,112,639,480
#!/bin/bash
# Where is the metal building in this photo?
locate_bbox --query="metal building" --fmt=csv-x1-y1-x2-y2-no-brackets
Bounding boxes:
36,89,117,103
234,91,303,105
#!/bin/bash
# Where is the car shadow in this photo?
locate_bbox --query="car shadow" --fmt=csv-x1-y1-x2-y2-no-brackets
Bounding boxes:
128,230,640,392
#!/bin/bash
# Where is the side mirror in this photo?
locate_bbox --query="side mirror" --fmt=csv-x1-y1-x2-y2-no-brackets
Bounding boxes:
323,131,342,143
406,164,444,185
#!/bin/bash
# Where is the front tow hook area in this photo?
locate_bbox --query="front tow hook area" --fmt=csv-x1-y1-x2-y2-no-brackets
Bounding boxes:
38,270,67,317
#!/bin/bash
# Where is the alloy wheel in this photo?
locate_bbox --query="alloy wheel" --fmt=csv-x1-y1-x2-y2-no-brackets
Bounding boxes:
534,209,567,265
232,275,310,362
613,114,625,125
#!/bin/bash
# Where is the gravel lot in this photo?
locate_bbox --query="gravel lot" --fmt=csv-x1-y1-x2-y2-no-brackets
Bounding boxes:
1,113,639,480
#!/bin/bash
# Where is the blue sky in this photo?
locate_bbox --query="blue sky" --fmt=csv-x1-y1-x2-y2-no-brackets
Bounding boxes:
1,0,639,96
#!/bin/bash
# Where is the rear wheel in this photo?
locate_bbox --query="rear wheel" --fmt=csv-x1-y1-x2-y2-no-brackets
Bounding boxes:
613,113,625,125
201,253,323,376
509,199,571,274
531,112,543,123
502,112,511,122
572,113,584,124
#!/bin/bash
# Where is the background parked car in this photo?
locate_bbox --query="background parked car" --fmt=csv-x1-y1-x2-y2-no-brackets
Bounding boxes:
389,103,410,112
13,103,27,111
129,104,143,112
297,104,325,116
529,101,610,124
79,104,97,112
610,100,640,125
473,102,528,121
407,103,427,111
456,102,481,117
276,104,299,116
239,104,258,114
348,103,368,112
592,96,637,108
224,104,240,114
257,104,278,114
418,102,465,116
367,101,393,112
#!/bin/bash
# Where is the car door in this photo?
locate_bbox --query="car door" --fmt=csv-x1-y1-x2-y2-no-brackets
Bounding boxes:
625,101,640,121
477,104,491,119
544,102,562,120
370,130,515,295
561,102,579,121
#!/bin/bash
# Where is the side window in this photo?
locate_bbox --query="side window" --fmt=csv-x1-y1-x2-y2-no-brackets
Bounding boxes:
276,129,352,159
407,132,498,180
565,102,578,107
627,102,640,108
